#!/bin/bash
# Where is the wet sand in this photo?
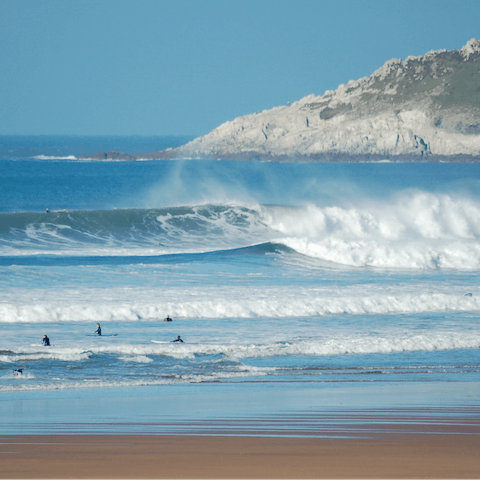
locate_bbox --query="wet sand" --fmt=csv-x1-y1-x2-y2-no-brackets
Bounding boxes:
1,429,480,479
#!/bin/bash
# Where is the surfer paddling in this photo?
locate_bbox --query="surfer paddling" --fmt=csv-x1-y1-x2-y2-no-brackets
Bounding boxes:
93,323,102,336
171,336,184,343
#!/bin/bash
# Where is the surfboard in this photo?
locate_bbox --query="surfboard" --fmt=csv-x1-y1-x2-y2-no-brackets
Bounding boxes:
85,334,118,337
151,340,185,344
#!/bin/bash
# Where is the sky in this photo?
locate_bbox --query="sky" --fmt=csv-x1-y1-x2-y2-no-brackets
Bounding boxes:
1,0,479,137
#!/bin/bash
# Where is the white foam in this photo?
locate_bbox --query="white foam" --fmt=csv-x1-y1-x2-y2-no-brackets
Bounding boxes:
33,155,78,160
6,332,480,360
1,371,36,379
0,285,479,324
262,192,480,269
0,351,91,362
118,355,153,363
0,369,267,392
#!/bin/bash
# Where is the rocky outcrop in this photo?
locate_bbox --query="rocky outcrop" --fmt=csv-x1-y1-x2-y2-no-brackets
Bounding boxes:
174,39,480,162
81,149,177,161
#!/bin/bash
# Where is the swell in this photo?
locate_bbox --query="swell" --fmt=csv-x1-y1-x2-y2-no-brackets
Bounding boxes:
0,205,269,257
0,242,293,266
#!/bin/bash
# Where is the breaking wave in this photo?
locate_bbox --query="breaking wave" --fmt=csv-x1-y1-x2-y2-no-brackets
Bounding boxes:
0,289,478,323
3,332,480,363
0,190,480,269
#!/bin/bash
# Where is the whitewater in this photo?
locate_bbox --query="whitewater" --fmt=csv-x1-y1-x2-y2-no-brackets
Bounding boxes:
1,141,480,418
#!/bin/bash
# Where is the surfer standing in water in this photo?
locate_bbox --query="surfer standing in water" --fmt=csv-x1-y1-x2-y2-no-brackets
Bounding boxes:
93,323,102,336
42,335,50,346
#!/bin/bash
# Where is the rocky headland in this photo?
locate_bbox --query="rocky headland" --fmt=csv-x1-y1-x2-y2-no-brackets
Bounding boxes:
87,39,480,162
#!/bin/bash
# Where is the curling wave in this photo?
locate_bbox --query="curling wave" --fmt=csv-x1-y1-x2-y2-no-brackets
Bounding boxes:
1,191,480,269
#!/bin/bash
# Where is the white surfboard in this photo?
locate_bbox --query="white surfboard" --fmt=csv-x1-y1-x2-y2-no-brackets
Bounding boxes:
85,334,118,337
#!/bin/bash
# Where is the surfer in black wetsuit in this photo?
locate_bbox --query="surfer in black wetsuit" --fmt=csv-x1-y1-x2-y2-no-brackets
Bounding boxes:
13,368,23,376
171,336,184,343
42,335,50,346
164,315,172,322
93,323,102,336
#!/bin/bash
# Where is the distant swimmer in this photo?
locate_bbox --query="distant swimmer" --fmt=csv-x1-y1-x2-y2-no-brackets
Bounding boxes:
93,323,102,336
13,368,23,376
171,336,184,343
164,315,172,322
45,208,49,213
42,335,51,346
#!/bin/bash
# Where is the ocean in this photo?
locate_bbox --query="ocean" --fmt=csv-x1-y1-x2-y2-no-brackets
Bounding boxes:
1,135,480,435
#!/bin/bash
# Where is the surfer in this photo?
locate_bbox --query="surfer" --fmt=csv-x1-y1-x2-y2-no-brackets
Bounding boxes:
93,323,102,336
45,208,49,213
13,368,23,376
42,335,50,346
171,335,184,343
164,315,172,322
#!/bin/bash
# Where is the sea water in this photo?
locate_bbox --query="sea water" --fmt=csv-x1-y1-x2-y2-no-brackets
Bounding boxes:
1,136,480,434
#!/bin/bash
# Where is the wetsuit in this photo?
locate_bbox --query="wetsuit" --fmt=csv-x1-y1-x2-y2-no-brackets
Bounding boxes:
171,337,184,343
94,326,102,336
43,336,50,346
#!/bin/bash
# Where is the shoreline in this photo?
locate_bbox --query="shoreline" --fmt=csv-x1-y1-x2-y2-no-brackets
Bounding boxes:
3,381,480,436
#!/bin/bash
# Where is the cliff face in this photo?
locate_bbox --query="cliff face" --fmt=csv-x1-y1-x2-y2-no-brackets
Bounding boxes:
176,39,480,161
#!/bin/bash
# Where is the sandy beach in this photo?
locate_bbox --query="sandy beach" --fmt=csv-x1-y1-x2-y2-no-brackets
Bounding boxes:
2,388,480,478
1,429,480,479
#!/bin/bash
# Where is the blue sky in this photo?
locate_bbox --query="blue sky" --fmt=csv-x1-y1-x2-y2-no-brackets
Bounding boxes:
1,0,479,137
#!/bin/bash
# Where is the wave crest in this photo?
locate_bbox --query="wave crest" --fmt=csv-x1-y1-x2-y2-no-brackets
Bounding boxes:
1,191,480,269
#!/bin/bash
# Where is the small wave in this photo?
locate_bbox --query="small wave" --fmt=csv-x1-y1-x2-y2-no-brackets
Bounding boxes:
33,155,78,160
0,347,92,363
1,371,36,380
4,333,480,360
0,369,266,392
